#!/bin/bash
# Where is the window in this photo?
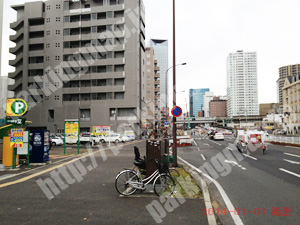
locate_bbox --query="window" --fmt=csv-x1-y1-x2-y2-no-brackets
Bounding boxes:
55,56,60,61
91,39,97,46
55,43,60,48
91,13,97,20
46,18,50,23
64,16,70,23
85,4,90,8
147,54,151,58
55,69,60,74
56,17,61,22
107,38,113,45
107,25,112,31
46,31,50,35
56,4,61,9
64,1,69,10
55,95,59,100
45,56,50,61
64,29,70,36
46,43,50,48
114,92,124,100
147,61,150,65
55,82,60,87
64,42,70,48
46,5,50,10
91,26,97,33
107,12,113,18
107,65,113,72
147,69,150,72
107,51,113,58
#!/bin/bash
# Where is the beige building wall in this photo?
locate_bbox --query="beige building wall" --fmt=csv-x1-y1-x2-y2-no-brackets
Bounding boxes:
259,103,280,116
145,47,160,129
209,97,227,117
282,75,300,134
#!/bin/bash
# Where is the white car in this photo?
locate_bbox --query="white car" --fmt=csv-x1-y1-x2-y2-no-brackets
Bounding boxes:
101,133,122,143
120,135,129,142
79,133,92,144
50,135,63,146
214,133,224,141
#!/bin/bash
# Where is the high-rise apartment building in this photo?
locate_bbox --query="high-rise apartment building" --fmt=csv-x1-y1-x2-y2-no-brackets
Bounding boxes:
145,47,160,130
148,39,168,110
226,50,259,117
189,88,209,117
278,64,300,107
9,0,146,134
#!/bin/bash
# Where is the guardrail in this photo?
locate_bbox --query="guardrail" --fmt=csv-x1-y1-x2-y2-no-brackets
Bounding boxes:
266,135,300,145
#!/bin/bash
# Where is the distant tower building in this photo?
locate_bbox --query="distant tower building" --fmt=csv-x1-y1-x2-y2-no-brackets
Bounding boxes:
145,47,160,130
148,39,168,110
189,88,210,117
203,92,214,117
278,64,300,107
226,50,259,117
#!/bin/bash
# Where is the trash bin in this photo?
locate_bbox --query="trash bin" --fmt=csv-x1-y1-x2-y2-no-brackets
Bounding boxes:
146,138,169,179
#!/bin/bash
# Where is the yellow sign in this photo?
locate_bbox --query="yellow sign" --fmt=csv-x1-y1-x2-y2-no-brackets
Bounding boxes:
6,99,28,117
93,126,110,136
65,121,79,136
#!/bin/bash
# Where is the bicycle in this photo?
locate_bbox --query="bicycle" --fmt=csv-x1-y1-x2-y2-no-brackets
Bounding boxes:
115,159,176,197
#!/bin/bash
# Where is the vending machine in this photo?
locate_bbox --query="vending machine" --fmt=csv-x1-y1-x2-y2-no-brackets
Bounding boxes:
31,130,50,163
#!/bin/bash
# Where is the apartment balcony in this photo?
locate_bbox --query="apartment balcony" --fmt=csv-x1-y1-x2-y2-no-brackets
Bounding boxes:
8,78,22,91
9,53,23,67
28,50,44,57
29,38,44,45
28,63,44,70
29,25,45,32
63,85,125,94
9,40,24,54
154,81,160,85
10,27,24,42
154,66,160,71
8,66,22,79
155,88,160,92
10,18,24,31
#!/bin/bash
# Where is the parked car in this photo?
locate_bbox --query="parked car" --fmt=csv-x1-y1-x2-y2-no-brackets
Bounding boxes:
100,133,122,143
91,135,103,144
214,133,224,141
50,135,63,146
120,135,129,142
79,133,92,144
124,134,135,141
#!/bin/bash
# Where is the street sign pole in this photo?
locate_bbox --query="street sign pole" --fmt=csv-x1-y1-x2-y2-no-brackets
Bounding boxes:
78,120,80,155
64,121,66,155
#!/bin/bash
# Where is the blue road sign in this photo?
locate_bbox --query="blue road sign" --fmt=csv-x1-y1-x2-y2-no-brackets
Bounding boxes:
171,106,183,118
165,121,169,126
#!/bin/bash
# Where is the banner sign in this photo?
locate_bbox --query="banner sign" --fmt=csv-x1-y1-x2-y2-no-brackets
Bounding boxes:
10,128,24,148
93,126,110,136
65,121,79,136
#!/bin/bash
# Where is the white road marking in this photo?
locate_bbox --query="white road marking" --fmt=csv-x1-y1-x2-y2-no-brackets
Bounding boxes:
224,160,246,170
242,154,258,161
284,153,300,158
197,147,201,151
201,154,206,160
193,139,198,146
208,140,222,146
283,159,300,165
178,157,244,225
279,168,300,178
226,147,233,151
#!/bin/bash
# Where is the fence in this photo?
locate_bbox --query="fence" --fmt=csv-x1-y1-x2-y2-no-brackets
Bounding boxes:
266,135,300,145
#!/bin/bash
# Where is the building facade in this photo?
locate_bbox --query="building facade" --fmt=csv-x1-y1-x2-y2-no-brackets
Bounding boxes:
282,75,300,134
278,64,300,107
148,39,168,110
9,0,146,134
145,47,160,130
226,50,259,117
189,88,209,117
259,103,280,116
203,91,214,117
209,96,227,117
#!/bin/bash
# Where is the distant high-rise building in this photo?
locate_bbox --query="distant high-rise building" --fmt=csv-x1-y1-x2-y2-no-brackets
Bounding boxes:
278,64,300,107
0,77,8,118
148,39,168,110
203,92,214,117
189,88,210,117
8,0,146,134
227,50,259,117
145,47,160,130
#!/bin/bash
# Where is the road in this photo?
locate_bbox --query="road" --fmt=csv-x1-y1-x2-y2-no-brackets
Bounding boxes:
178,134,300,225
0,141,207,225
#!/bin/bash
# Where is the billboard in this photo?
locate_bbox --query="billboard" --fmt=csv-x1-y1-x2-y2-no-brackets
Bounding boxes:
10,128,24,148
93,126,110,136
65,121,79,136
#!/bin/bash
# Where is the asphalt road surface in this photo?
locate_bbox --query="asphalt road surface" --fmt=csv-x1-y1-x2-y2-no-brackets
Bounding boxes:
178,134,300,225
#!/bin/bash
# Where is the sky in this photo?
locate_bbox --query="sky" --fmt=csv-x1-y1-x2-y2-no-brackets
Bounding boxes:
2,0,300,113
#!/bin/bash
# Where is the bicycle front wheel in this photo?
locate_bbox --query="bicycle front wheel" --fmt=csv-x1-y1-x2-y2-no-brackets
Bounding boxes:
169,168,180,184
115,170,139,196
154,174,175,197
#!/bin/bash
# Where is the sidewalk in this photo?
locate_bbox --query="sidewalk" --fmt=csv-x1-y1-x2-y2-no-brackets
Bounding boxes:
0,140,210,225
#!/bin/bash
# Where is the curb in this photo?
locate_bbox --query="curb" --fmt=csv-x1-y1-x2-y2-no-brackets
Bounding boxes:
180,159,218,225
